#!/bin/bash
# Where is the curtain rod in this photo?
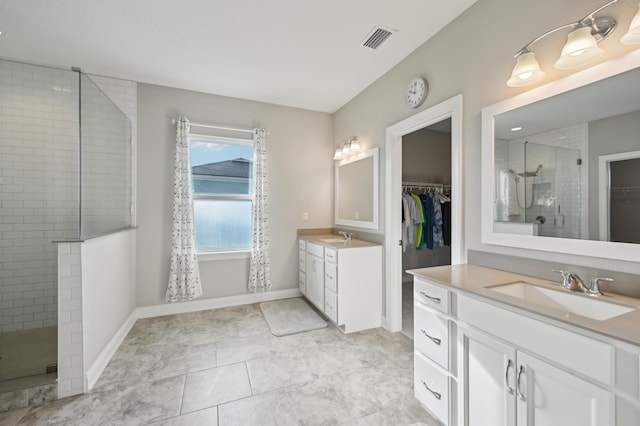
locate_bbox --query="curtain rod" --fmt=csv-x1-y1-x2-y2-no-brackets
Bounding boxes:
171,118,253,134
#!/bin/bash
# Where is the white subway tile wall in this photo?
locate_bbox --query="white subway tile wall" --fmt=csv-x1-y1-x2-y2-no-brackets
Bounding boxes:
56,242,84,397
506,123,588,239
0,60,137,332
0,60,79,332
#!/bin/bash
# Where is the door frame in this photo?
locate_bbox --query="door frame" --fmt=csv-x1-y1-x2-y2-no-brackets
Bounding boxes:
598,150,640,241
384,94,464,332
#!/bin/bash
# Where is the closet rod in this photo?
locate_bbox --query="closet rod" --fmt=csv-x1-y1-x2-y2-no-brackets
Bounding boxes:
171,118,253,134
402,181,450,188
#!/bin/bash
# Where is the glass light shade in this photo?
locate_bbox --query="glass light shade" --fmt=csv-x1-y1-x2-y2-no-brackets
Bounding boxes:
342,142,351,154
350,137,360,151
621,2,640,45
507,52,546,87
333,147,343,160
555,26,603,69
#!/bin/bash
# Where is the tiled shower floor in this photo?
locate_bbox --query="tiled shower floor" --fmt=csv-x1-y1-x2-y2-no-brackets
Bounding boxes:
1,303,441,425
0,326,57,392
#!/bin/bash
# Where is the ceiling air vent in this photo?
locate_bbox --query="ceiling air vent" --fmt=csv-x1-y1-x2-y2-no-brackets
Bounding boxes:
361,26,395,50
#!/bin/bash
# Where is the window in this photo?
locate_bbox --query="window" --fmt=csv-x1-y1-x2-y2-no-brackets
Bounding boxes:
189,135,253,252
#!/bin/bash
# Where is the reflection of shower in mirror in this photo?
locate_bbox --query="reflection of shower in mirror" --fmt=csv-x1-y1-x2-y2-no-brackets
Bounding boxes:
508,165,542,209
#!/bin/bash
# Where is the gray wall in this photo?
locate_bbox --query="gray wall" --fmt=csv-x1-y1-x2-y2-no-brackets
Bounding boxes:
333,0,640,275
588,109,640,240
137,84,333,306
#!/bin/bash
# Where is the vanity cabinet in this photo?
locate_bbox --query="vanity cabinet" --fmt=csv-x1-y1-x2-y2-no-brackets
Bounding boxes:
413,277,457,425
459,325,612,426
305,242,324,310
298,237,382,333
410,270,638,426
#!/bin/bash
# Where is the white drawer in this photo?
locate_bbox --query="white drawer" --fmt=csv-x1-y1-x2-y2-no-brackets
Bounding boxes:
299,239,306,250
415,351,451,425
298,250,306,272
299,271,306,294
325,289,338,323
458,294,614,386
307,242,324,258
324,248,337,263
415,278,450,315
415,303,449,370
325,262,337,292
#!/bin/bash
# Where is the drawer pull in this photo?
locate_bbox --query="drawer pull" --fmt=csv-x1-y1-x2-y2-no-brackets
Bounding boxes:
420,329,442,345
421,380,442,400
419,291,441,304
505,359,515,395
516,365,526,402
326,274,334,279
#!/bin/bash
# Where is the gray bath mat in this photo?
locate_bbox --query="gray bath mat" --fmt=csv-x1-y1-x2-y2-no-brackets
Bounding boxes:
259,297,328,336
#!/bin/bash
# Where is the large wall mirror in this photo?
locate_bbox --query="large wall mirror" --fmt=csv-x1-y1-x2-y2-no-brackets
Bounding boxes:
481,50,640,262
335,147,379,229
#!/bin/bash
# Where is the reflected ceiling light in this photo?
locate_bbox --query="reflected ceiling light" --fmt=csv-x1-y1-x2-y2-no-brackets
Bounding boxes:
507,0,624,87
510,126,523,132
621,1,640,44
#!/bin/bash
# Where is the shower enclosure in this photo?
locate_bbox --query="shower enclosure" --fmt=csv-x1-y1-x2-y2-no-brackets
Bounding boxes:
0,59,132,397
495,140,583,239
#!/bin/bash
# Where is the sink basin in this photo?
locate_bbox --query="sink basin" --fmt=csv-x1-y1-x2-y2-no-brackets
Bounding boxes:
487,281,635,321
319,238,348,243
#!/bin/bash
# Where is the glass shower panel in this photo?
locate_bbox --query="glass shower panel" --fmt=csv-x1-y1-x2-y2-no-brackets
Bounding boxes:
79,75,132,239
0,60,79,388
523,142,556,236
554,146,581,239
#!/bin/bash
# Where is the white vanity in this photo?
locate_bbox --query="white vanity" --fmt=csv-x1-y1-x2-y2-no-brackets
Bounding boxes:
409,264,640,426
298,234,382,333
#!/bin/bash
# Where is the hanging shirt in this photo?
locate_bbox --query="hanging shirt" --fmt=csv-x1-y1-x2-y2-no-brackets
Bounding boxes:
410,193,424,249
420,193,434,249
431,195,445,249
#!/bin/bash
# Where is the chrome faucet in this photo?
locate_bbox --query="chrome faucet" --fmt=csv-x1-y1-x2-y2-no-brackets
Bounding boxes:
552,269,614,296
584,277,614,296
338,231,353,241
552,269,587,292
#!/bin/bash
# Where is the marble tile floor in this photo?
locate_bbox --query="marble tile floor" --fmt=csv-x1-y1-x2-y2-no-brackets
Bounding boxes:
0,303,441,426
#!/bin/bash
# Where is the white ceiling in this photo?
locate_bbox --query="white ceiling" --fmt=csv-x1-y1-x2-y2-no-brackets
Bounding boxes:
0,0,476,113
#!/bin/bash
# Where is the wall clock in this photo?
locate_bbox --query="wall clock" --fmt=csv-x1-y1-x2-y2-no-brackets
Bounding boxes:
406,77,428,108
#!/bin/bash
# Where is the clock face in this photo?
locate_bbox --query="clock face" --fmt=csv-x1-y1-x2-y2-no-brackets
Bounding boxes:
406,77,428,108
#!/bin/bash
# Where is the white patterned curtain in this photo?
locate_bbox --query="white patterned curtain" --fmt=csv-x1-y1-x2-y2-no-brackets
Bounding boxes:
248,128,271,292
166,117,203,302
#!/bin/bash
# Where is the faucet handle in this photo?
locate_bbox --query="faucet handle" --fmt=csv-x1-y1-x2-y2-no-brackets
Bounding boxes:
552,269,572,288
587,277,614,296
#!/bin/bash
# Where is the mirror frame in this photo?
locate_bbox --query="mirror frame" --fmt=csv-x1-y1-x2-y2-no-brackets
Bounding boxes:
481,50,640,263
335,147,379,229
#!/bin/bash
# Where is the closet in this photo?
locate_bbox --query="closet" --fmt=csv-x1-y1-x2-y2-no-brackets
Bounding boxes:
401,119,452,339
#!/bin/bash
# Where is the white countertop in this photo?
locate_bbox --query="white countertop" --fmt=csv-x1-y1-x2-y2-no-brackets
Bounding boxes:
408,264,640,347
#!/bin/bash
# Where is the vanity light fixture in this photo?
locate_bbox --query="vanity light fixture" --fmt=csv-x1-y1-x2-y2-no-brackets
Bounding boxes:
333,137,361,161
507,0,640,87
622,1,640,44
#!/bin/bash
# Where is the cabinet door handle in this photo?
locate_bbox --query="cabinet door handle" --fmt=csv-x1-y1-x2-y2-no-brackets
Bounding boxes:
419,291,441,304
505,359,515,395
516,365,526,402
421,380,442,400
420,329,442,345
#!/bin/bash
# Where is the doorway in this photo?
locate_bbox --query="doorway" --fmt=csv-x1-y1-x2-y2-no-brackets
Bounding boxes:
384,95,464,333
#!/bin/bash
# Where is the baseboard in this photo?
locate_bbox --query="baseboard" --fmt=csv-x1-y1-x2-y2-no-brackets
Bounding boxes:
135,288,302,319
85,309,137,391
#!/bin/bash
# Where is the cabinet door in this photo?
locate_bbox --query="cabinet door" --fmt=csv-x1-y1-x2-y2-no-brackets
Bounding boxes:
516,351,613,426
306,254,324,310
460,326,516,426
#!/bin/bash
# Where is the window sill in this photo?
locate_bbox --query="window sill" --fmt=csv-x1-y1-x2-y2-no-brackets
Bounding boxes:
197,250,251,262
